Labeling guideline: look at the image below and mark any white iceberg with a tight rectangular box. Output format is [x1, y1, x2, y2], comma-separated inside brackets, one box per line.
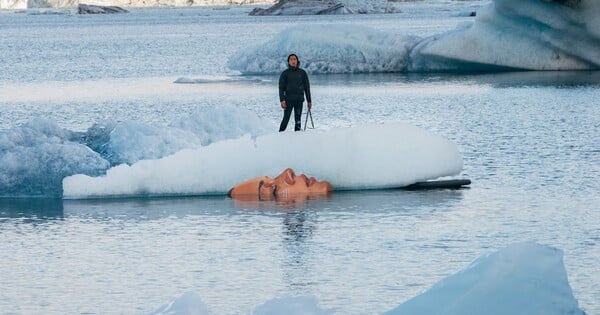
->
[231, 0, 600, 74]
[410, 0, 600, 71]
[383, 242, 586, 315]
[62, 123, 463, 199]
[229, 24, 418, 74]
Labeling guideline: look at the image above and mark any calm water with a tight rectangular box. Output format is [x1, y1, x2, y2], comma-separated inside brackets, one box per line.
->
[0, 3, 599, 314]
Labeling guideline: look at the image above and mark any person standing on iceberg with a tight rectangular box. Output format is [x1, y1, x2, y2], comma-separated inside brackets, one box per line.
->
[279, 54, 312, 131]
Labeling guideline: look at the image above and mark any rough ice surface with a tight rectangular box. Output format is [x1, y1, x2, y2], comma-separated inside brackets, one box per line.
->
[87, 105, 273, 165]
[383, 242, 585, 315]
[0, 119, 109, 197]
[249, 0, 398, 16]
[229, 24, 418, 74]
[0, 106, 272, 197]
[410, 0, 600, 71]
[0, 0, 273, 9]
[230, 0, 600, 74]
[149, 291, 209, 315]
[250, 296, 333, 315]
[63, 123, 463, 199]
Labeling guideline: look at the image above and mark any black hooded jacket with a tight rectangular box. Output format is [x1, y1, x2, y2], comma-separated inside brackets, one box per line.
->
[279, 57, 311, 103]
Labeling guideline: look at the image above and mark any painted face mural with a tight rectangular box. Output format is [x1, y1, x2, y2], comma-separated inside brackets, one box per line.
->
[229, 168, 332, 201]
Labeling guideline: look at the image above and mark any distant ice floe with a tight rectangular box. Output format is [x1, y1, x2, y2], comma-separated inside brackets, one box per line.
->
[174, 76, 264, 84]
[0, 0, 274, 9]
[228, 24, 419, 74]
[148, 242, 585, 315]
[249, 0, 399, 16]
[63, 123, 462, 199]
[230, 0, 600, 74]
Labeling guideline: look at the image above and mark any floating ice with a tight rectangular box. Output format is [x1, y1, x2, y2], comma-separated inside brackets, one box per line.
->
[63, 123, 463, 199]
[249, 0, 398, 16]
[410, 0, 600, 71]
[250, 296, 333, 315]
[228, 24, 419, 74]
[0, 106, 272, 197]
[84, 105, 273, 165]
[149, 291, 209, 315]
[231, 0, 600, 74]
[383, 242, 586, 315]
[0, 119, 109, 197]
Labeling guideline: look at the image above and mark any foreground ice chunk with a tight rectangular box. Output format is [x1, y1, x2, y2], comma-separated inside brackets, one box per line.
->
[383, 242, 586, 315]
[251, 296, 333, 315]
[0, 119, 109, 197]
[149, 291, 209, 315]
[63, 123, 462, 198]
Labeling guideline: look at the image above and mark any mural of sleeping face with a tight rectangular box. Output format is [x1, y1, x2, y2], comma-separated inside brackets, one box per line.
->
[228, 168, 333, 201]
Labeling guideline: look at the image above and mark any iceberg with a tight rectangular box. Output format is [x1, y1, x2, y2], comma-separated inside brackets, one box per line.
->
[77, 4, 128, 13]
[0, 119, 109, 197]
[0, 0, 274, 9]
[249, 0, 398, 16]
[409, 0, 600, 71]
[0, 106, 272, 197]
[83, 105, 273, 165]
[63, 123, 463, 199]
[229, 24, 418, 74]
[383, 242, 586, 315]
[149, 291, 209, 315]
[231, 0, 600, 74]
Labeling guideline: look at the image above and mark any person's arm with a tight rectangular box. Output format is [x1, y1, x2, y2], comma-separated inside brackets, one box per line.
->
[303, 70, 312, 109]
[279, 71, 287, 108]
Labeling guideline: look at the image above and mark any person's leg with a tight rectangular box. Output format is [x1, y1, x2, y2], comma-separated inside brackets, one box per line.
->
[279, 104, 293, 132]
[293, 101, 304, 131]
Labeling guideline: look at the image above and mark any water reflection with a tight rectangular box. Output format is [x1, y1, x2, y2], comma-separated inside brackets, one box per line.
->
[256, 70, 600, 88]
[0, 198, 64, 220]
[0, 189, 465, 221]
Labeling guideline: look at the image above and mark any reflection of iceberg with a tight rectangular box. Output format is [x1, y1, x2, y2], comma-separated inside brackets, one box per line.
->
[230, 0, 600, 74]
[63, 123, 462, 199]
[383, 242, 585, 315]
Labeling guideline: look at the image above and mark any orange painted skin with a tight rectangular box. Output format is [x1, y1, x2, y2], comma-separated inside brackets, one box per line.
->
[228, 168, 333, 201]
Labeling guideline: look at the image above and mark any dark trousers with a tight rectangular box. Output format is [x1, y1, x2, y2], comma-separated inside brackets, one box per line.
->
[279, 101, 303, 132]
